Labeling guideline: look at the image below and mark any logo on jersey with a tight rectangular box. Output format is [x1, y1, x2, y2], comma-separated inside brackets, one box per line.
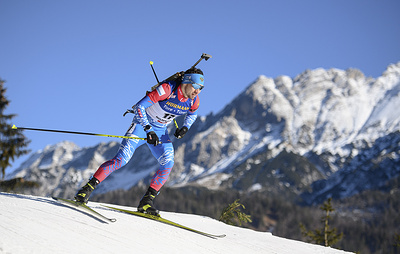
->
[165, 101, 189, 111]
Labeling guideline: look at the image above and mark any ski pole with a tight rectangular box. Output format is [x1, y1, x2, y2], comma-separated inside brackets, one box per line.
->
[11, 125, 147, 141]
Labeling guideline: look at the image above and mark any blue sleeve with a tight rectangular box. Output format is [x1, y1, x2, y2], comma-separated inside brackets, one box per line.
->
[133, 95, 154, 132]
[183, 111, 198, 129]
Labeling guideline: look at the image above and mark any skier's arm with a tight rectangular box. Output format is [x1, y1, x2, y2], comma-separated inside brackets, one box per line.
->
[184, 95, 200, 129]
[183, 111, 198, 129]
[133, 83, 172, 130]
[174, 96, 199, 139]
[133, 97, 153, 128]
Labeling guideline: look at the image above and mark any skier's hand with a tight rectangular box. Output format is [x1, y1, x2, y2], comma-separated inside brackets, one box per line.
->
[146, 131, 160, 146]
[174, 126, 188, 139]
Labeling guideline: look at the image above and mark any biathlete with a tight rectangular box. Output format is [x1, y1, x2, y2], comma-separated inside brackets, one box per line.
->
[74, 67, 205, 216]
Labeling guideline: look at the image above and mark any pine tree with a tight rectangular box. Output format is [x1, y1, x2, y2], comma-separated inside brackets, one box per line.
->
[300, 198, 343, 247]
[219, 199, 252, 226]
[0, 78, 30, 179]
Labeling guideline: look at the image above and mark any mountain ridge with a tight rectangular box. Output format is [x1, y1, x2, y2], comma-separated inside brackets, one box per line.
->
[7, 62, 400, 204]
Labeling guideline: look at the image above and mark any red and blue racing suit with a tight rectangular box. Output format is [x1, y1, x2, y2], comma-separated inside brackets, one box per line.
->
[92, 81, 199, 191]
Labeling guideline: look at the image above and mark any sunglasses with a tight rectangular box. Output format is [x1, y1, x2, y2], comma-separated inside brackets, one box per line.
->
[190, 81, 204, 90]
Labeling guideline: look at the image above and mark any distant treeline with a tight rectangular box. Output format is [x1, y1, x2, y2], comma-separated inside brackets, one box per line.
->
[92, 176, 400, 254]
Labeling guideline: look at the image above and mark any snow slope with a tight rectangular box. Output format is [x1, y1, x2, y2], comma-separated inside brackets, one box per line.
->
[0, 193, 353, 254]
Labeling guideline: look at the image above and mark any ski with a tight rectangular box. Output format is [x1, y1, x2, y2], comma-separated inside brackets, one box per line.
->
[102, 205, 226, 239]
[52, 197, 116, 223]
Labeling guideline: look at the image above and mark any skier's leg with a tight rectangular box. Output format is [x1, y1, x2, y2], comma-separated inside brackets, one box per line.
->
[75, 122, 145, 203]
[138, 128, 174, 215]
[148, 141, 174, 192]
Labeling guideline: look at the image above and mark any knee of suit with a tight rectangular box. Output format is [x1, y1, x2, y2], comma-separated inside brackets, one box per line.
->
[93, 156, 127, 182]
[155, 146, 175, 169]
[161, 157, 174, 169]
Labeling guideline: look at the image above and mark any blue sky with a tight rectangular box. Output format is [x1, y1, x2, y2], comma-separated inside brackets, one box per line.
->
[1, 0, 399, 173]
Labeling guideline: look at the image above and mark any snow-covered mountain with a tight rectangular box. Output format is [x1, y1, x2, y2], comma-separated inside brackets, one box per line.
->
[0, 192, 354, 254]
[7, 62, 400, 204]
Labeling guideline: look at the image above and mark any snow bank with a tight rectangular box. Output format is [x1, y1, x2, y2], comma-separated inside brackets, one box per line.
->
[0, 193, 353, 254]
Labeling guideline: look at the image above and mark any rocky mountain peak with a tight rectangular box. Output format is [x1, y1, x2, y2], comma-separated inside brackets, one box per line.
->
[8, 62, 400, 204]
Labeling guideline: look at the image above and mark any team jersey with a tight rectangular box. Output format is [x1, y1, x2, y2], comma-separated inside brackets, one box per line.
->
[133, 81, 199, 129]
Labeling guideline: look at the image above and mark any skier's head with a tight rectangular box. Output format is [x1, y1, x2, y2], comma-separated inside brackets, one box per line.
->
[182, 68, 204, 91]
[180, 68, 204, 100]
[185, 67, 203, 75]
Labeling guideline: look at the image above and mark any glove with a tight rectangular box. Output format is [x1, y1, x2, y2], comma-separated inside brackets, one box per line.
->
[174, 126, 188, 139]
[146, 131, 160, 146]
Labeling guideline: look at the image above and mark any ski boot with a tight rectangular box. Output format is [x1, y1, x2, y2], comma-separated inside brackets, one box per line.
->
[137, 187, 160, 216]
[74, 177, 100, 204]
